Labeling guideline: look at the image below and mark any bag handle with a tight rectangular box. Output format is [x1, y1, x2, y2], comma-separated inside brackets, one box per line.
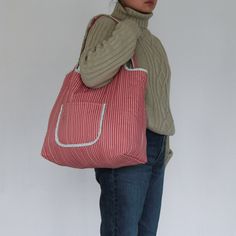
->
[74, 14, 137, 70]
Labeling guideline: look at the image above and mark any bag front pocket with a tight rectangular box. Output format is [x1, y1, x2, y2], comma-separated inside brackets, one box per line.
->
[55, 101, 106, 147]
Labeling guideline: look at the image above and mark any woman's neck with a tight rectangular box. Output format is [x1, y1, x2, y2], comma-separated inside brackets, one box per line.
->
[111, 1, 153, 29]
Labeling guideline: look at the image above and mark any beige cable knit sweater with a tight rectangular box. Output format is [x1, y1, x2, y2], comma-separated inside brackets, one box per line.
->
[77, 1, 176, 166]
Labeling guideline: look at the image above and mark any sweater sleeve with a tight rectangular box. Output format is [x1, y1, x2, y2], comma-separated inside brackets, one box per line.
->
[78, 16, 142, 88]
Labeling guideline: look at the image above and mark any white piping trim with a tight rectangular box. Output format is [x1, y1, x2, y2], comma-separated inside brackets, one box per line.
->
[55, 103, 106, 147]
[107, 15, 120, 23]
[74, 66, 80, 72]
[74, 64, 148, 74]
[124, 64, 148, 74]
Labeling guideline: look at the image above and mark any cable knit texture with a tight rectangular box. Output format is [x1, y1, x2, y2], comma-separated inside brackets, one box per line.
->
[78, 1, 175, 166]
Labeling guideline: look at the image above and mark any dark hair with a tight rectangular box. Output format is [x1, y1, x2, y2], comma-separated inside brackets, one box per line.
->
[110, 0, 120, 3]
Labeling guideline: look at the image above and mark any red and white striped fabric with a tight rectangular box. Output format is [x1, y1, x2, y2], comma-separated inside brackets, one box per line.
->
[40, 14, 148, 169]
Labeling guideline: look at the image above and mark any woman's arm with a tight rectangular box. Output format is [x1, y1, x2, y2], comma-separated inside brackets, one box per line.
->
[78, 16, 142, 88]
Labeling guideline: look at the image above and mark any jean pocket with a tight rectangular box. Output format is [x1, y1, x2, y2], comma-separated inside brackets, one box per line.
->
[146, 134, 166, 165]
[157, 135, 167, 163]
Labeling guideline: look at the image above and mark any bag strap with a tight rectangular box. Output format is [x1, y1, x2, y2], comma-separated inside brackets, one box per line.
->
[74, 14, 137, 70]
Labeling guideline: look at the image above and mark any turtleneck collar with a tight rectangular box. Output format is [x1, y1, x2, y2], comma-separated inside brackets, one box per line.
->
[111, 1, 153, 29]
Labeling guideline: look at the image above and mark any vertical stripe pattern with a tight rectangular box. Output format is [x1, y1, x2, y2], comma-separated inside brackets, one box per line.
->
[41, 58, 148, 168]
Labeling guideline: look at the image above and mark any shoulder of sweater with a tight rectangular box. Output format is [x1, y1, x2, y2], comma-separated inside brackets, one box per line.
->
[149, 33, 168, 50]
[137, 28, 159, 42]
[149, 32, 161, 43]
[150, 33, 171, 65]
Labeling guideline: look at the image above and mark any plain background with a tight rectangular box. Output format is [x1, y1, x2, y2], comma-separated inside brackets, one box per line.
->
[1, 0, 236, 235]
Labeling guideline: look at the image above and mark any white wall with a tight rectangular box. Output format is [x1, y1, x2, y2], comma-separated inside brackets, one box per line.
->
[1, 0, 235, 235]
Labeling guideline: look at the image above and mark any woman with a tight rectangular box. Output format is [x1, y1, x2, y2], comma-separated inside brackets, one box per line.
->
[78, 0, 176, 235]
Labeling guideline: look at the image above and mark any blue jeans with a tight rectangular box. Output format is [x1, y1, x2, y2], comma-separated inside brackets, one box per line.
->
[94, 128, 167, 236]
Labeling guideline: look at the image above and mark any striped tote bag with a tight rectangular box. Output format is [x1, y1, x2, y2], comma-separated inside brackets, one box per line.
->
[40, 14, 148, 168]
